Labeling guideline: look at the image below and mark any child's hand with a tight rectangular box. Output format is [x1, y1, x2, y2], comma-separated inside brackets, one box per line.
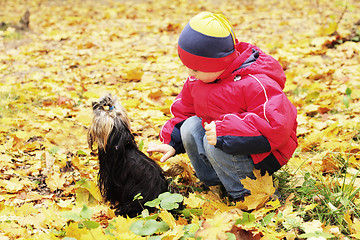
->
[147, 142, 175, 163]
[204, 121, 217, 145]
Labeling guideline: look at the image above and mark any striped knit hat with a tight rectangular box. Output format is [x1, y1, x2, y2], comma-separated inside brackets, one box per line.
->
[177, 12, 237, 72]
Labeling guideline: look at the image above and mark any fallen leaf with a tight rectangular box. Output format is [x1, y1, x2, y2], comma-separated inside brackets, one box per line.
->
[46, 171, 67, 192]
[240, 169, 276, 210]
[196, 211, 240, 240]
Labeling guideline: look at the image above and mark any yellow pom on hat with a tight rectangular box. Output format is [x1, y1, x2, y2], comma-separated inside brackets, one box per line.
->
[178, 12, 237, 72]
[189, 12, 236, 42]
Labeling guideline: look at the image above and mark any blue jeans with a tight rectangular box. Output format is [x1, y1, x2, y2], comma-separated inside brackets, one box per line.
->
[180, 116, 255, 200]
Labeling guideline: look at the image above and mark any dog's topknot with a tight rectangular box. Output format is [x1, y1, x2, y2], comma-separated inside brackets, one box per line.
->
[88, 94, 130, 150]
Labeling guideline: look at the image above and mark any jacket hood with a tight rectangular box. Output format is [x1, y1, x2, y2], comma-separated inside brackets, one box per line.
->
[218, 42, 286, 89]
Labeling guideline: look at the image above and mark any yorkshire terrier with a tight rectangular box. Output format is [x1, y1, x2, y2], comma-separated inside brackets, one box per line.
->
[88, 94, 168, 217]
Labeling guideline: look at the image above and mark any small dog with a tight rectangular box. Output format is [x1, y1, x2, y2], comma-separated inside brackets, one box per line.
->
[88, 94, 168, 217]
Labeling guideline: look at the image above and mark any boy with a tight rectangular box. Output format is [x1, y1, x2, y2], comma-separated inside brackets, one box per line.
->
[147, 12, 298, 201]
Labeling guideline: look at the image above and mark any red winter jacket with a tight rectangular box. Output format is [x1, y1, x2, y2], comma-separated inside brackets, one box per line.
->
[160, 42, 298, 173]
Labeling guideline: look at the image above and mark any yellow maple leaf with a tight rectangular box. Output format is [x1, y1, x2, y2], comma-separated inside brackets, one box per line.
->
[300, 220, 323, 234]
[65, 222, 91, 239]
[82, 91, 100, 100]
[351, 218, 360, 239]
[317, 21, 338, 36]
[27, 232, 59, 240]
[184, 193, 205, 209]
[41, 206, 68, 230]
[56, 199, 75, 210]
[349, 155, 360, 168]
[0, 178, 31, 193]
[0, 221, 30, 238]
[123, 65, 144, 81]
[196, 211, 239, 240]
[20, 212, 47, 229]
[240, 169, 275, 211]
[253, 198, 282, 216]
[112, 216, 144, 239]
[261, 229, 287, 240]
[122, 98, 141, 108]
[46, 171, 66, 192]
[159, 209, 176, 229]
[75, 179, 102, 205]
[160, 224, 185, 240]
[84, 181, 102, 202]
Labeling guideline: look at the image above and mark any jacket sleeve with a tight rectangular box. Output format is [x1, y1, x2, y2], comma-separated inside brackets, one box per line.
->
[215, 74, 297, 156]
[160, 78, 195, 154]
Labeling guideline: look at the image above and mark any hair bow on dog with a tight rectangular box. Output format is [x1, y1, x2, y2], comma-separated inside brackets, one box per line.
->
[103, 105, 115, 111]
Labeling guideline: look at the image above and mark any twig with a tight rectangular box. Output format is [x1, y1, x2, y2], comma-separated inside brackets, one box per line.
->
[336, 5, 348, 29]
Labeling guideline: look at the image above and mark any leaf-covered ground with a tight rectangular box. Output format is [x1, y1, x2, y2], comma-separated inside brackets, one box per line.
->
[0, 0, 360, 239]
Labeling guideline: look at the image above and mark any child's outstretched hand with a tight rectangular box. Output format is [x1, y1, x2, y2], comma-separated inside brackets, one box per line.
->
[147, 142, 175, 163]
[204, 121, 217, 145]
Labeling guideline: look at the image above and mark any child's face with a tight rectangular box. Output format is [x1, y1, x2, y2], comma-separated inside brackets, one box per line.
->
[187, 68, 225, 83]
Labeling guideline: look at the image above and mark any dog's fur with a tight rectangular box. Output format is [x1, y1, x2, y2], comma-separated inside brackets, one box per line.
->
[88, 94, 168, 217]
